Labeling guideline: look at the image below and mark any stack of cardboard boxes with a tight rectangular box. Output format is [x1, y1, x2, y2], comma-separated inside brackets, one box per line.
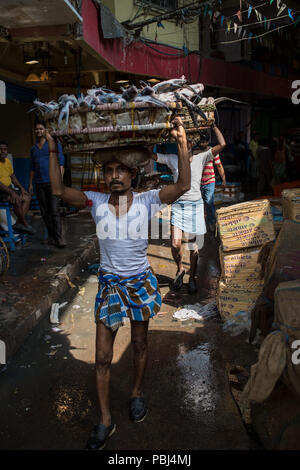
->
[216, 200, 276, 321]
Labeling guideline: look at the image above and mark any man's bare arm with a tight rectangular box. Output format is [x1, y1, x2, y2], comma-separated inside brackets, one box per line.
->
[28, 171, 35, 193]
[0, 181, 19, 204]
[11, 174, 27, 194]
[46, 132, 87, 209]
[211, 124, 226, 157]
[159, 117, 190, 204]
[216, 162, 226, 188]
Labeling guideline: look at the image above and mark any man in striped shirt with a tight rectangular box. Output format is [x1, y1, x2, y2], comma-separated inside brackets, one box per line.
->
[199, 131, 226, 232]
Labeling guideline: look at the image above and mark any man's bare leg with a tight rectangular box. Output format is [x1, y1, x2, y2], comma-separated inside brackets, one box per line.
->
[9, 194, 31, 227]
[189, 248, 199, 281]
[95, 321, 118, 426]
[21, 193, 31, 219]
[171, 225, 184, 275]
[187, 234, 204, 293]
[130, 320, 149, 398]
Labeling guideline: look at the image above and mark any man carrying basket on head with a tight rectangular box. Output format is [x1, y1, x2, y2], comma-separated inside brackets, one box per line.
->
[47, 117, 191, 450]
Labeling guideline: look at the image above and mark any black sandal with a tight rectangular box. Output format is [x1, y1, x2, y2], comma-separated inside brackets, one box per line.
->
[171, 270, 185, 291]
[86, 423, 116, 450]
[129, 397, 148, 423]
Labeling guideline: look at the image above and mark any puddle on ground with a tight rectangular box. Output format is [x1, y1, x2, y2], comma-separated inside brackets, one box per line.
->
[176, 343, 218, 414]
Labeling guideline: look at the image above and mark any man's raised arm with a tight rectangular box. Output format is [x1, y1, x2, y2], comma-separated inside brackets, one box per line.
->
[158, 117, 191, 204]
[46, 131, 87, 209]
[211, 124, 226, 157]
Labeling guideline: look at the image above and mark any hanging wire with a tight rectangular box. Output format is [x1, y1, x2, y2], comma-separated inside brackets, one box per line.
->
[140, 38, 186, 56]
[223, 1, 269, 21]
[214, 10, 299, 34]
[215, 19, 297, 45]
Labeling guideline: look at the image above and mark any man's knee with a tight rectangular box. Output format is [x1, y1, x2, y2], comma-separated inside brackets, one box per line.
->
[9, 195, 21, 208]
[171, 238, 181, 251]
[186, 234, 204, 252]
[191, 247, 199, 256]
[23, 194, 31, 203]
[95, 350, 113, 371]
[131, 336, 147, 355]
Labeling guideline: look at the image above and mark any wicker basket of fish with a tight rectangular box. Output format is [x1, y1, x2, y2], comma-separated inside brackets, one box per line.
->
[31, 78, 231, 153]
[31, 76, 247, 154]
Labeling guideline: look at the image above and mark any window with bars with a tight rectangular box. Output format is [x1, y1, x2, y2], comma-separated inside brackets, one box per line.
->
[135, 0, 178, 11]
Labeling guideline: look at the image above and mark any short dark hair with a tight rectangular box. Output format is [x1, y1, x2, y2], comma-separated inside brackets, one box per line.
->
[35, 120, 46, 128]
[199, 130, 210, 142]
[0, 141, 8, 147]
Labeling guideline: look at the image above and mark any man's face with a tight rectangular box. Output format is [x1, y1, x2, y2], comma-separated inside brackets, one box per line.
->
[0, 144, 8, 161]
[197, 140, 209, 151]
[104, 161, 135, 194]
[35, 124, 46, 138]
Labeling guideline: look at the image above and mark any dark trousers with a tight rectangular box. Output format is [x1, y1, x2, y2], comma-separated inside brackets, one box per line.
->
[35, 183, 62, 241]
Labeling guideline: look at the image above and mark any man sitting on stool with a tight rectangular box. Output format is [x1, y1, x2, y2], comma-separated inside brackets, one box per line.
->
[0, 141, 35, 235]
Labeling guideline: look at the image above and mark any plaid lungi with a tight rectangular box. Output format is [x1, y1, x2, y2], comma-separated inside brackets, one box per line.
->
[94, 267, 161, 331]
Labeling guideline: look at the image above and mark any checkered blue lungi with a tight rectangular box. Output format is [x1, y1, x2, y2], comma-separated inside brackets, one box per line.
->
[94, 268, 161, 331]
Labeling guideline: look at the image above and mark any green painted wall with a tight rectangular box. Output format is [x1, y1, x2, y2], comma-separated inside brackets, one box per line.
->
[106, 1, 199, 51]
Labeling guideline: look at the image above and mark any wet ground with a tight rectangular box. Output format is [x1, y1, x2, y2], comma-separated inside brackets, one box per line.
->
[0, 210, 97, 359]
[0, 229, 260, 450]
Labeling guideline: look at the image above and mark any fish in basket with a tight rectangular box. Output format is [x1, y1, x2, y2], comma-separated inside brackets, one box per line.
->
[30, 77, 246, 154]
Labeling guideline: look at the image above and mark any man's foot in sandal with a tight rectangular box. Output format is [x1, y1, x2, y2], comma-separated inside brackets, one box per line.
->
[86, 423, 116, 450]
[171, 270, 185, 291]
[129, 397, 148, 423]
[188, 278, 197, 294]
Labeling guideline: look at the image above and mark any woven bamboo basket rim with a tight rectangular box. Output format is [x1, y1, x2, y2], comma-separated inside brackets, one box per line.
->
[185, 123, 214, 132]
[51, 121, 215, 138]
[44, 101, 216, 121]
[45, 101, 181, 120]
[62, 138, 161, 152]
[51, 122, 174, 137]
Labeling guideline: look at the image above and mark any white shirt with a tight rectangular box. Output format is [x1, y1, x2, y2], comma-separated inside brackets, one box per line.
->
[156, 149, 214, 201]
[84, 189, 164, 276]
